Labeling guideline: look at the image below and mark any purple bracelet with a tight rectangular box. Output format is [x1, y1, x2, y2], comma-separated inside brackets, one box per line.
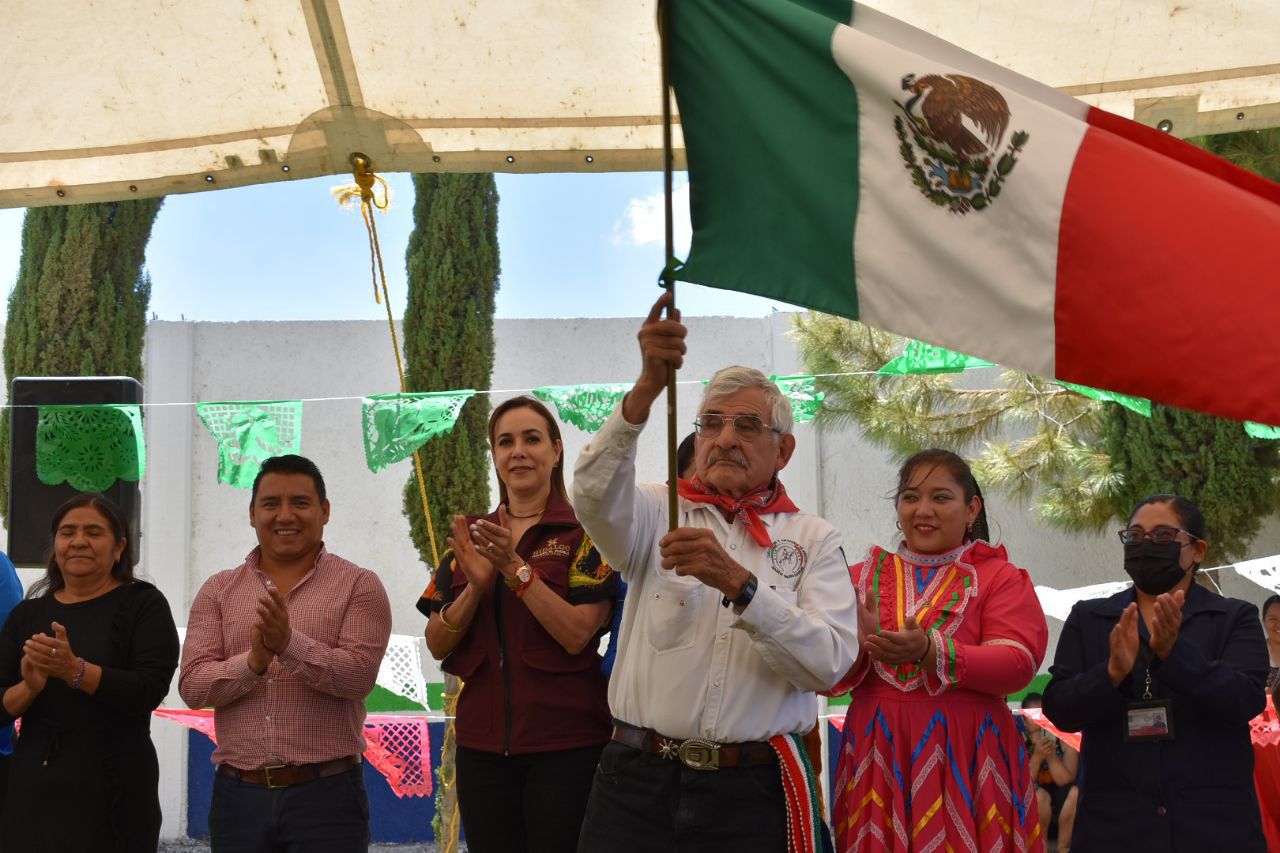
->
[70, 656, 87, 691]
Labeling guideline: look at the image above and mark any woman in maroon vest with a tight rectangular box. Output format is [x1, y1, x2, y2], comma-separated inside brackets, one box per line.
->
[419, 396, 617, 853]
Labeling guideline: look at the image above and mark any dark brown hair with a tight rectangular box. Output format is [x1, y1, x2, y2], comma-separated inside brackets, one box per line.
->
[29, 493, 134, 599]
[895, 448, 990, 543]
[251, 454, 327, 505]
[488, 396, 567, 506]
[1126, 494, 1205, 540]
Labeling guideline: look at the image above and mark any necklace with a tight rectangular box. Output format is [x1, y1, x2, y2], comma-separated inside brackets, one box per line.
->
[506, 504, 546, 519]
[897, 541, 969, 568]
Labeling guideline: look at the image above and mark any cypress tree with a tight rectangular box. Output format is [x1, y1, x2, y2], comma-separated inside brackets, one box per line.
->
[401, 173, 499, 568]
[0, 199, 163, 526]
[400, 172, 498, 850]
[1104, 405, 1278, 564]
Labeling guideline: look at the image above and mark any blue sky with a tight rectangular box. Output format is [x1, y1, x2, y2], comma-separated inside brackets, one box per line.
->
[0, 172, 798, 323]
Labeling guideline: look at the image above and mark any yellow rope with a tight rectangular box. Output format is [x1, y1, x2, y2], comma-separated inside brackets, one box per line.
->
[338, 153, 441, 567]
[339, 154, 456, 850]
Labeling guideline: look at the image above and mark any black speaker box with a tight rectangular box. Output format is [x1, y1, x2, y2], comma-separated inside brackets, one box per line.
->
[7, 376, 143, 568]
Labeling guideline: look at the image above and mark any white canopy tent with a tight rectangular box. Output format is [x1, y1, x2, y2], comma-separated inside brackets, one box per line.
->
[2, 0, 1277, 208]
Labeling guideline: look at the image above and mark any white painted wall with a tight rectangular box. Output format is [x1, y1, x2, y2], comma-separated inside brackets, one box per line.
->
[8, 313, 1280, 838]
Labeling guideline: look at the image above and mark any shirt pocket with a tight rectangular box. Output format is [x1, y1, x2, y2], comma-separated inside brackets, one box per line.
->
[644, 571, 703, 655]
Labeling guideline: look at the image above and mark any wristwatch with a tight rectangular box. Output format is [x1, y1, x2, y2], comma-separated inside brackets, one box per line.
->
[505, 564, 535, 595]
[722, 573, 758, 609]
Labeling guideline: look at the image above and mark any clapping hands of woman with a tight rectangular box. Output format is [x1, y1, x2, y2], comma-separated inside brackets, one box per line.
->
[448, 515, 496, 590]
[23, 621, 80, 684]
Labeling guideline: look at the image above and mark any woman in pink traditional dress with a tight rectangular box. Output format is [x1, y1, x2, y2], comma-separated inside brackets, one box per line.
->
[830, 449, 1049, 852]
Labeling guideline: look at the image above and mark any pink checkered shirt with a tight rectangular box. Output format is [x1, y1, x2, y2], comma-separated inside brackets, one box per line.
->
[179, 546, 392, 769]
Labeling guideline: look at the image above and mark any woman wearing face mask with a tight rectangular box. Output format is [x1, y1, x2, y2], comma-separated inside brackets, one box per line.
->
[1043, 494, 1269, 852]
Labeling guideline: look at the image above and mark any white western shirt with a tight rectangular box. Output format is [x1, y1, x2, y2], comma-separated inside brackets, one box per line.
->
[573, 407, 859, 743]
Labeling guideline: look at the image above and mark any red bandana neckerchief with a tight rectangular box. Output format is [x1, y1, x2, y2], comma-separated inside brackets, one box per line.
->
[676, 475, 799, 548]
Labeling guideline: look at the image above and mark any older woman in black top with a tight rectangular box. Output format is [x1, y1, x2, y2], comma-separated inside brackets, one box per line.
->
[0, 494, 179, 852]
[1043, 494, 1268, 852]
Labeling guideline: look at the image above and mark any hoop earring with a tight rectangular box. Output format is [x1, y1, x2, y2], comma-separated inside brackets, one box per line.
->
[895, 520, 903, 532]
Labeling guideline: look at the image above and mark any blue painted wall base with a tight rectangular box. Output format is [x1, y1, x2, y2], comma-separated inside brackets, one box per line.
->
[186, 722, 450, 844]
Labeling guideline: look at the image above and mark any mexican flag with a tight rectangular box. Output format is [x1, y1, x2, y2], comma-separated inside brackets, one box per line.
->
[670, 0, 1280, 424]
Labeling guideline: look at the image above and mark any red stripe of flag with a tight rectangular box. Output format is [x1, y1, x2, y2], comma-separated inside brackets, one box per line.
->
[1055, 108, 1280, 424]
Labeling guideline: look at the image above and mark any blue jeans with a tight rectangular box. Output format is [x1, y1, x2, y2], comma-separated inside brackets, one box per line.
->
[209, 765, 370, 853]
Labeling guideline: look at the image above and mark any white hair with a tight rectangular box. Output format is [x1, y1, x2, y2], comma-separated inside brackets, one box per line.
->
[701, 366, 793, 435]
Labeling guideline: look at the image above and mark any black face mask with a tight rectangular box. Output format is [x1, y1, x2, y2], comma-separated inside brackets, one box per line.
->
[1123, 540, 1187, 595]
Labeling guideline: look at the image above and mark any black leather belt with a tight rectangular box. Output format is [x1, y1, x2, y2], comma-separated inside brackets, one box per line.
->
[217, 755, 360, 788]
[612, 721, 777, 771]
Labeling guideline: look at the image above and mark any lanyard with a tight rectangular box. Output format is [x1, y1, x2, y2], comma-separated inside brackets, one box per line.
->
[1138, 639, 1157, 700]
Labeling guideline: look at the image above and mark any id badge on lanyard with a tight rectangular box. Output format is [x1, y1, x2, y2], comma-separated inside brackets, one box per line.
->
[1125, 642, 1175, 742]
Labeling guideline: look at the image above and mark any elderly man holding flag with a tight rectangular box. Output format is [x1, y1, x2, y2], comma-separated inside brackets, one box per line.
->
[573, 292, 857, 852]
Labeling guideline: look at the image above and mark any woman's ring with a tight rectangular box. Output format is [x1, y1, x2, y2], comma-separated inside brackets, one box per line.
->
[48, 648, 56, 656]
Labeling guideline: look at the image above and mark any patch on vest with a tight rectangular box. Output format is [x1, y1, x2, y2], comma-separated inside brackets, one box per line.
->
[768, 539, 807, 579]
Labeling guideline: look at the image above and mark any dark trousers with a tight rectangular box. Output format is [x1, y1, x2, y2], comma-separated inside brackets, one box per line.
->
[209, 765, 370, 853]
[577, 740, 787, 852]
[456, 743, 603, 853]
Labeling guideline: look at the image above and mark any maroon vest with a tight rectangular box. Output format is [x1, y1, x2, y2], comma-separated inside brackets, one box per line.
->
[442, 492, 613, 754]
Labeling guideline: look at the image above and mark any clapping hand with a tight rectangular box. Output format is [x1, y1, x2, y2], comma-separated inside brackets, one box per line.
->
[447, 515, 496, 590]
[1107, 602, 1140, 685]
[19, 653, 47, 694]
[470, 507, 522, 581]
[864, 612, 930, 666]
[24, 622, 80, 683]
[1148, 589, 1186, 659]
[256, 585, 291, 655]
[855, 588, 877, 656]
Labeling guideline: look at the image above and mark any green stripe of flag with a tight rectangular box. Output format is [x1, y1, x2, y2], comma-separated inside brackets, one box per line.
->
[672, 0, 861, 317]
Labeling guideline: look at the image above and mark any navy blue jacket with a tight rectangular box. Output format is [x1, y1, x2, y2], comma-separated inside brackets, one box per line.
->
[1043, 582, 1268, 852]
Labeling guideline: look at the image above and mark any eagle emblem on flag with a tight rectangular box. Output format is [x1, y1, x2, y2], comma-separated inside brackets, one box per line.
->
[893, 73, 1029, 214]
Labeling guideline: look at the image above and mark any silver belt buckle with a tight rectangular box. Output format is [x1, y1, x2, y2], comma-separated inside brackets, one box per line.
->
[677, 737, 721, 771]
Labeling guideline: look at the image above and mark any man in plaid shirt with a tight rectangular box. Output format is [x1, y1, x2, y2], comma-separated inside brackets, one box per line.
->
[180, 455, 392, 852]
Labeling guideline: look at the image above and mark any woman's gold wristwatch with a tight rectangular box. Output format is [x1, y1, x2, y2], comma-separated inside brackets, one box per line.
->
[505, 564, 535, 595]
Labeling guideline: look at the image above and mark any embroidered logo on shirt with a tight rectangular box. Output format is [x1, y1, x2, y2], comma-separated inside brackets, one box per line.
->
[532, 537, 572, 561]
[768, 539, 807, 579]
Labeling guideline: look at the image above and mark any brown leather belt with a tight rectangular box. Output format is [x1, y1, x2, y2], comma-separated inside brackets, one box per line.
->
[217, 756, 361, 789]
[612, 722, 777, 771]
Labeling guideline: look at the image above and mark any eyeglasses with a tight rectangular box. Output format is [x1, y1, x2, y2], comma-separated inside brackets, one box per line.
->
[1117, 526, 1198, 546]
[692, 413, 780, 441]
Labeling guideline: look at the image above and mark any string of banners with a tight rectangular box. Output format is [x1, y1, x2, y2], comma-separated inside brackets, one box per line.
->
[28, 340, 1280, 492]
[28, 375, 821, 491]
